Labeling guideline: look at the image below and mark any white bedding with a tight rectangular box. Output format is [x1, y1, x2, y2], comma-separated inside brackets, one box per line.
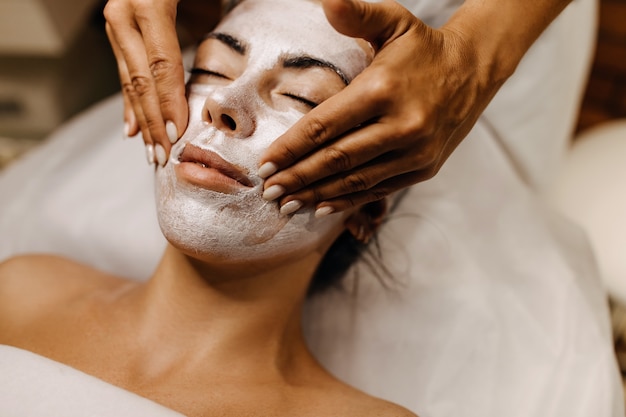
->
[0, 0, 623, 415]
[0, 345, 183, 417]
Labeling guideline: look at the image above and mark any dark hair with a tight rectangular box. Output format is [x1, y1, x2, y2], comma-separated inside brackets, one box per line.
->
[308, 230, 368, 295]
[307, 190, 409, 296]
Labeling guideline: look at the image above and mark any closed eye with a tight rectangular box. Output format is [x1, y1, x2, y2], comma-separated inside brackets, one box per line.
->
[190, 67, 230, 80]
[282, 93, 317, 108]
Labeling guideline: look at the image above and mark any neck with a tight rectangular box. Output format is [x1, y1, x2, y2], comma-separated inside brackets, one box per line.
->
[123, 244, 324, 381]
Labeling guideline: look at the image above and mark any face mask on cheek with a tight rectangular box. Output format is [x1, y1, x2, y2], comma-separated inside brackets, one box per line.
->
[154, 106, 345, 266]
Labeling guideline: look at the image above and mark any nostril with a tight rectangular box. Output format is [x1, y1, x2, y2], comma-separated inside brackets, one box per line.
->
[221, 114, 237, 131]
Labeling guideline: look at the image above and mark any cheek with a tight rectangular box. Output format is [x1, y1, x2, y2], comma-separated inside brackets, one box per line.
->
[188, 93, 208, 123]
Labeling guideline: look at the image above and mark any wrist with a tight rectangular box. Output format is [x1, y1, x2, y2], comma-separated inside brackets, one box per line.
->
[442, 0, 572, 85]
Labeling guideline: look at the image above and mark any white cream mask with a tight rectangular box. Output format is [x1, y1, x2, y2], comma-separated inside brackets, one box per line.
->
[155, 0, 371, 267]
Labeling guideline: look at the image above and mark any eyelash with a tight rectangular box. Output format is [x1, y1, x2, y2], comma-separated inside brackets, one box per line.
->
[189, 67, 229, 79]
[188, 68, 317, 108]
[282, 93, 317, 108]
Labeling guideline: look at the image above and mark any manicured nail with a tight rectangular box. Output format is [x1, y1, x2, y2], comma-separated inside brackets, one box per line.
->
[258, 162, 278, 179]
[315, 206, 335, 218]
[166, 120, 178, 144]
[280, 200, 303, 215]
[155, 143, 167, 167]
[146, 144, 155, 165]
[123, 122, 130, 138]
[263, 184, 286, 201]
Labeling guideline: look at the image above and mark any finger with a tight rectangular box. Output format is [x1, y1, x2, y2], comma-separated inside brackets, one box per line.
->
[263, 121, 402, 194]
[109, 17, 171, 160]
[278, 154, 416, 209]
[137, 5, 187, 144]
[122, 90, 139, 137]
[107, 22, 157, 154]
[105, 23, 139, 137]
[315, 170, 426, 215]
[259, 78, 382, 176]
[107, 22, 161, 167]
[321, 0, 414, 49]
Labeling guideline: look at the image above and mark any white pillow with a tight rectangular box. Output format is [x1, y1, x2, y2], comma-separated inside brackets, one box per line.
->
[0, 0, 622, 414]
[0, 95, 165, 279]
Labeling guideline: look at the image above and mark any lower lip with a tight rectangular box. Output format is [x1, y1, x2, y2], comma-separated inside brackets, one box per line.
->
[175, 162, 249, 194]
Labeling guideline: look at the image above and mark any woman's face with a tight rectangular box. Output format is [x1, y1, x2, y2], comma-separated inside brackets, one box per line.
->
[155, 0, 372, 267]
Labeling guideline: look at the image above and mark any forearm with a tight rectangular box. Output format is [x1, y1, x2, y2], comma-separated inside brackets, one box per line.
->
[443, 0, 574, 83]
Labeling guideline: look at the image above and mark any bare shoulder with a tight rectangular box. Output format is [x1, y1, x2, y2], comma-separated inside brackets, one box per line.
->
[0, 254, 122, 332]
[358, 397, 418, 417]
[322, 379, 418, 417]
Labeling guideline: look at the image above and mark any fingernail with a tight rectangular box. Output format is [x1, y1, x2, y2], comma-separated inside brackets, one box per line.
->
[146, 144, 155, 165]
[258, 162, 278, 179]
[166, 120, 178, 144]
[263, 184, 286, 201]
[123, 122, 130, 139]
[315, 206, 335, 218]
[280, 200, 303, 215]
[155, 143, 167, 167]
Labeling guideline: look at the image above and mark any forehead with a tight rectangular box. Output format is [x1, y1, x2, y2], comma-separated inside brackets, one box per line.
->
[215, 0, 370, 80]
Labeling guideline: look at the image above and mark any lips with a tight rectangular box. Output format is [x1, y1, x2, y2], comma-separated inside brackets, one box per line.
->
[176, 144, 253, 192]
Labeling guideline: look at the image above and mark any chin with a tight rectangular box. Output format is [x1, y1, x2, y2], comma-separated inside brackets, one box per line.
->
[154, 163, 344, 270]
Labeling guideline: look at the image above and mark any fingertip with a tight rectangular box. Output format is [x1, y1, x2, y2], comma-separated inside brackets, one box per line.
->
[146, 144, 155, 166]
[279, 200, 303, 216]
[166, 120, 179, 144]
[124, 107, 139, 137]
[315, 206, 335, 218]
[155, 143, 167, 167]
[258, 162, 279, 179]
[123, 121, 130, 139]
[262, 184, 286, 201]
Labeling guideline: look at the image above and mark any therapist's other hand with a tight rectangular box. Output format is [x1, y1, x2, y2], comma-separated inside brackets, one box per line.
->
[104, 0, 185, 166]
[259, 0, 506, 216]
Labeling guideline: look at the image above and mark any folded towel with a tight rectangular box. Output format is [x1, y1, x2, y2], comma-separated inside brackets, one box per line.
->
[0, 345, 184, 417]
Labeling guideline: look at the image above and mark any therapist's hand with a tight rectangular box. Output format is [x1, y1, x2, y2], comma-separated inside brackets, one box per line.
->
[104, 0, 186, 166]
[259, 0, 507, 216]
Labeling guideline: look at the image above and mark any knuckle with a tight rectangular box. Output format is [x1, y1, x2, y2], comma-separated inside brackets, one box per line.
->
[122, 81, 136, 98]
[370, 188, 389, 202]
[404, 117, 427, 137]
[344, 195, 360, 209]
[149, 58, 177, 82]
[364, 71, 397, 105]
[157, 92, 180, 111]
[311, 187, 325, 204]
[301, 116, 329, 146]
[289, 169, 311, 189]
[144, 115, 162, 131]
[278, 145, 299, 165]
[410, 148, 438, 169]
[131, 75, 153, 97]
[103, 2, 121, 23]
[342, 172, 371, 194]
[323, 147, 352, 173]
[422, 163, 442, 180]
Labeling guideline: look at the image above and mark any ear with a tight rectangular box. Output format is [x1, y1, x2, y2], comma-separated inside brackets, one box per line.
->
[344, 199, 388, 244]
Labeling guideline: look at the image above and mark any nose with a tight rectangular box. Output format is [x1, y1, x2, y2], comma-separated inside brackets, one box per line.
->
[202, 87, 255, 137]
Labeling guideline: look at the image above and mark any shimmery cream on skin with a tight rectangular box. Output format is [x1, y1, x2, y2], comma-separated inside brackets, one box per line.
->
[155, 0, 371, 265]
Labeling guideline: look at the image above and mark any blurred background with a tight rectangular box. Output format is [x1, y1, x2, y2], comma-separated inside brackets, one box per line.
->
[0, 0, 624, 158]
[0, 0, 625, 398]
[0, 0, 221, 165]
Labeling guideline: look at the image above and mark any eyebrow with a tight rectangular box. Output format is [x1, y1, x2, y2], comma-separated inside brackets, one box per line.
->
[201, 32, 350, 85]
[202, 32, 247, 55]
[283, 56, 350, 85]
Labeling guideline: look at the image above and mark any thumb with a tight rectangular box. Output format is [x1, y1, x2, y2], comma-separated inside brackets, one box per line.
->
[321, 0, 413, 49]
